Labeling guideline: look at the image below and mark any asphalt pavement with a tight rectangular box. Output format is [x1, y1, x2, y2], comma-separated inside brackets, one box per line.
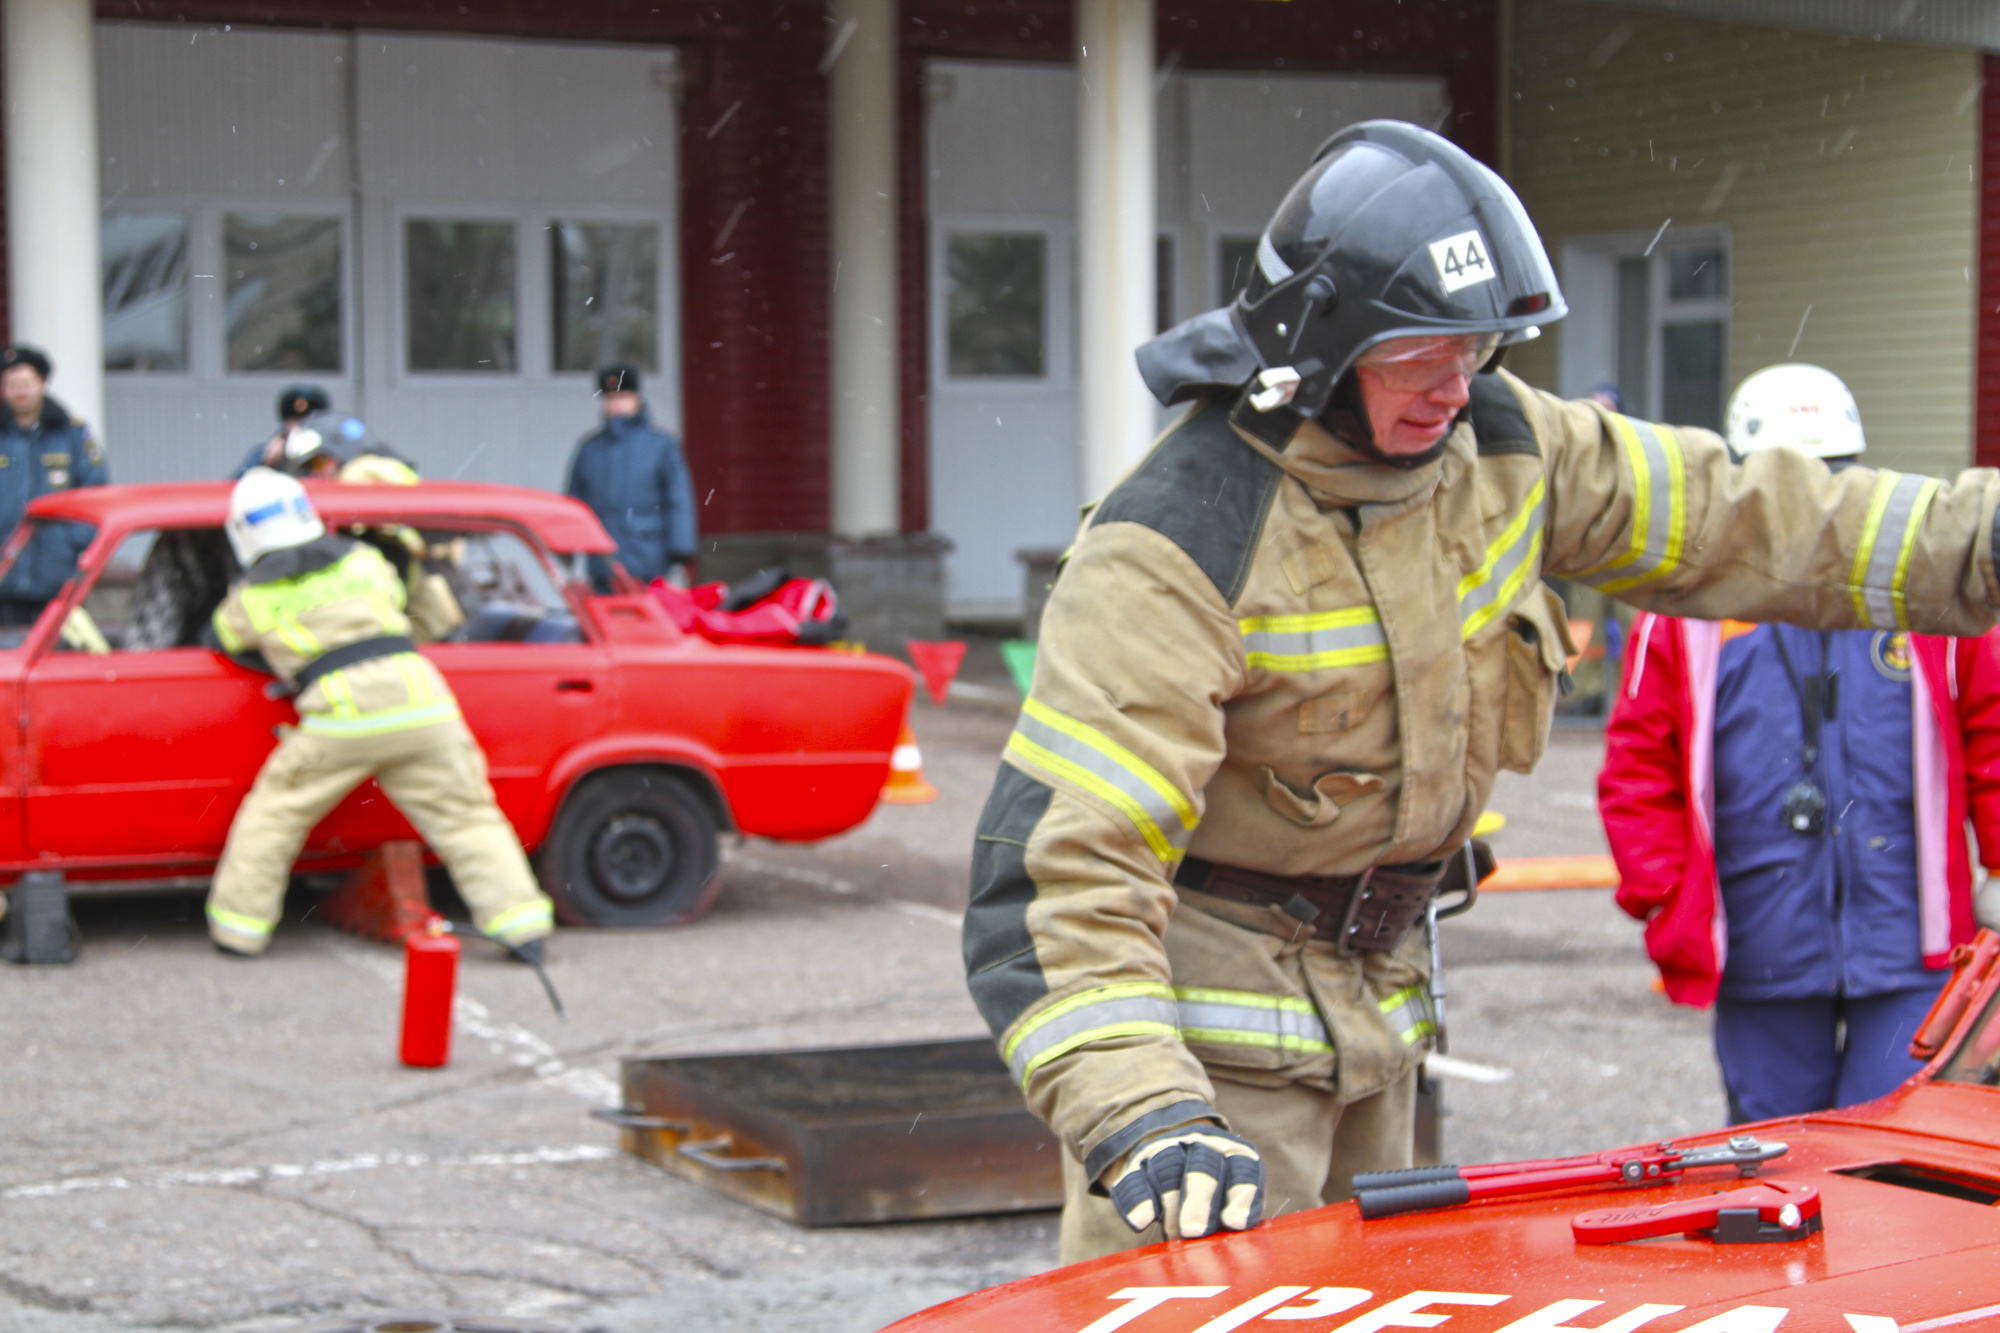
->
[0, 656, 1722, 1333]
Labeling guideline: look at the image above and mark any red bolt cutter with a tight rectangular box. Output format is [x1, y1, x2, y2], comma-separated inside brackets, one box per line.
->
[1572, 1179, 1822, 1244]
[1353, 1134, 1789, 1220]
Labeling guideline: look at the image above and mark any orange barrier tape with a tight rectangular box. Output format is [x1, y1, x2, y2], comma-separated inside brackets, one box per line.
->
[1484, 854, 1619, 891]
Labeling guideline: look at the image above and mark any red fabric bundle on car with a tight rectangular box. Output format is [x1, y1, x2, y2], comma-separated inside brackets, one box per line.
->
[649, 567, 849, 647]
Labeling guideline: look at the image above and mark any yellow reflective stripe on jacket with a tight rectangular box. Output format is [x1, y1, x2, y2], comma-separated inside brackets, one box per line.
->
[1849, 471, 1941, 630]
[1577, 415, 1687, 595]
[1240, 606, 1387, 671]
[239, 547, 404, 630]
[1459, 475, 1547, 639]
[1174, 986, 1332, 1053]
[1006, 697, 1198, 864]
[299, 696, 460, 736]
[484, 899, 553, 944]
[207, 905, 275, 939]
[273, 619, 321, 658]
[1378, 985, 1437, 1047]
[1004, 981, 1181, 1084]
[211, 608, 248, 654]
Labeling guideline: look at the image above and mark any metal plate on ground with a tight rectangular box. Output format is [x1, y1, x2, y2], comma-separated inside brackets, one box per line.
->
[604, 1038, 1062, 1226]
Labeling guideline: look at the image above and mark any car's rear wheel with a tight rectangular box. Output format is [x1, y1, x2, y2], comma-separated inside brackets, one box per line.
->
[536, 768, 720, 927]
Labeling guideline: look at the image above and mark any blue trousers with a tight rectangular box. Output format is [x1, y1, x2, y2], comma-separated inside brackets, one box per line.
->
[1714, 986, 1943, 1123]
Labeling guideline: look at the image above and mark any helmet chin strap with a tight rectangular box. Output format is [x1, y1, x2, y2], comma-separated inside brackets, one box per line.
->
[1323, 370, 1452, 471]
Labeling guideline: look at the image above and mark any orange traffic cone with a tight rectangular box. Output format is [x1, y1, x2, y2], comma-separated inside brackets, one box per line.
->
[880, 722, 938, 804]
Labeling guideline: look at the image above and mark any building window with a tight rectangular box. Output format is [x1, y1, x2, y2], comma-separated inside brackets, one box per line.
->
[102, 212, 189, 373]
[405, 219, 517, 372]
[945, 233, 1045, 378]
[225, 215, 342, 373]
[551, 222, 658, 373]
[1660, 245, 1728, 431]
[1217, 235, 1260, 305]
[1558, 229, 1730, 429]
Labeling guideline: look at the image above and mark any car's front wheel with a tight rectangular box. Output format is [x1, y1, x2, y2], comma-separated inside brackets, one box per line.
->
[536, 768, 721, 927]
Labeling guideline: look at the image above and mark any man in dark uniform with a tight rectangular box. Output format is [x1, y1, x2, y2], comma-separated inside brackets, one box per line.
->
[564, 365, 697, 590]
[234, 383, 331, 477]
[0, 345, 107, 625]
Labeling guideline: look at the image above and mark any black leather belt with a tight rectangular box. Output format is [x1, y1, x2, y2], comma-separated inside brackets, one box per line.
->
[1175, 855, 1454, 954]
[290, 634, 418, 694]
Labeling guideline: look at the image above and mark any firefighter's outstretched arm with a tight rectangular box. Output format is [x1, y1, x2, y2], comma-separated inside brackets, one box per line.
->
[1518, 371, 2000, 636]
[964, 517, 1251, 1229]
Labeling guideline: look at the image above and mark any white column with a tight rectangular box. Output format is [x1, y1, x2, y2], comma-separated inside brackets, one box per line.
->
[1076, 0, 1155, 502]
[4, 0, 102, 437]
[828, 0, 900, 537]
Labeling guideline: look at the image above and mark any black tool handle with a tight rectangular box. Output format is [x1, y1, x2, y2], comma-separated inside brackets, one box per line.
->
[1357, 1178, 1472, 1220]
[1352, 1166, 1462, 1191]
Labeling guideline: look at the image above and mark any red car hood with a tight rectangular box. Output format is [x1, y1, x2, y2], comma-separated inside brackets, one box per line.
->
[887, 1082, 2000, 1333]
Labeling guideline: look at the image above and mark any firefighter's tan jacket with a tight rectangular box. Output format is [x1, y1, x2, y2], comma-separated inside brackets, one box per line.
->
[212, 537, 460, 737]
[964, 368, 2000, 1183]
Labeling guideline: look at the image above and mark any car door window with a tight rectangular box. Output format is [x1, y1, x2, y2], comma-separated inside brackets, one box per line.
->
[57, 527, 238, 653]
[423, 526, 585, 644]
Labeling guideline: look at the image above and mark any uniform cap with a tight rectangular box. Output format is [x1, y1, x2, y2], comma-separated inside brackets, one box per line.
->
[277, 383, 330, 422]
[1, 345, 51, 380]
[597, 365, 642, 395]
[1725, 364, 1865, 460]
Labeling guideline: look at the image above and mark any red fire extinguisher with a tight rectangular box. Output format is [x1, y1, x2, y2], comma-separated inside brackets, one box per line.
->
[400, 918, 459, 1068]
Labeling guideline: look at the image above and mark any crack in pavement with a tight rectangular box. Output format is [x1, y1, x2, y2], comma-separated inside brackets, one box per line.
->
[252, 1181, 459, 1310]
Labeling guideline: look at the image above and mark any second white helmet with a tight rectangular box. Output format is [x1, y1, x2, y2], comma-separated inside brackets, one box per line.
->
[227, 466, 325, 565]
[1725, 363, 1865, 459]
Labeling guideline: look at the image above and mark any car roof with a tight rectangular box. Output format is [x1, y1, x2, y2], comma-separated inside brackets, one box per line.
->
[24, 480, 618, 554]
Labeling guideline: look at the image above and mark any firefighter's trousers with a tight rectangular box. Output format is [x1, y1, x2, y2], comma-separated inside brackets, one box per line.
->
[1055, 1066, 1416, 1264]
[207, 717, 553, 955]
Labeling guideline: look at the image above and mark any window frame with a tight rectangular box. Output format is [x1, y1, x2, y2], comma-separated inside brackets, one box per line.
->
[1556, 225, 1733, 423]
[395, 207, 527, 382]
[101, 198, 356, 384]
[931, 217, 1066, 388]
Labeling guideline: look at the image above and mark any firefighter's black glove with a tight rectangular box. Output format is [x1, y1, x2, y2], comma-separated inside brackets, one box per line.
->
[1106, 1123, 1264, 1238]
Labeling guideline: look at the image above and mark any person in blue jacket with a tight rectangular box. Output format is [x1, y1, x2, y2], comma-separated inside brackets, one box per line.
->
[0, 345, 107, 625]
[564, 365, 696, 590]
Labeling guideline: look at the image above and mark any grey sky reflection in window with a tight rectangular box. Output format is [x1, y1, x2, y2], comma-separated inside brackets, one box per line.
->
[946, 234, 1045, 377]
[226, 215, 342, 373]
[102, 212, 188, 372]
[552, 223, 658, 373]
[406, 219, 517, 372]
[1662, 321, 1725, 432]
[1669, 248, 1726, 300]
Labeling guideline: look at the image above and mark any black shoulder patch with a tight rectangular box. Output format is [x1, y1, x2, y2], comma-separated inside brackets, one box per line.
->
[1469, 374, 1538, 458]
[965, 762, 1055, 1038]
[1088, 395, 1282, 607]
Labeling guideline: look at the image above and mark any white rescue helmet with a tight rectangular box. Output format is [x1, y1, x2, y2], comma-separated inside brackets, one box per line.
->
[227, 466, 325, 565]
[1725, 363, 1866, 459]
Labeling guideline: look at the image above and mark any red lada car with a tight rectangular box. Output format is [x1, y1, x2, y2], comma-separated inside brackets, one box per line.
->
[0, 481, 912, 926]
[886, 935, 2000, 1333]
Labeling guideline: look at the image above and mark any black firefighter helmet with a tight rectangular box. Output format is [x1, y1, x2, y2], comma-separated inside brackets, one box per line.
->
[1137, 120, 1565, 443]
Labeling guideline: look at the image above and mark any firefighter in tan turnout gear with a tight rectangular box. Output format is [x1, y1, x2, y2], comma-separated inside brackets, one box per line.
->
[205, 468, 554, 960]
[964, 119, 2000, 1262]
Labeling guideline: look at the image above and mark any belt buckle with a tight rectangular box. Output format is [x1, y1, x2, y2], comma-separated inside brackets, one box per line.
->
[1335, 866, 1376, 957]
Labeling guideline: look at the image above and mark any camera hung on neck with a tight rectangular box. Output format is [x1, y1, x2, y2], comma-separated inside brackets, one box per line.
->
[1771, 628, 1837, 837]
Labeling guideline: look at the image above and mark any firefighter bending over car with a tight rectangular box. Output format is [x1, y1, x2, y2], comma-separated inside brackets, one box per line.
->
[964, 119, 2000, 1263]
[203, 467, 553, 961]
